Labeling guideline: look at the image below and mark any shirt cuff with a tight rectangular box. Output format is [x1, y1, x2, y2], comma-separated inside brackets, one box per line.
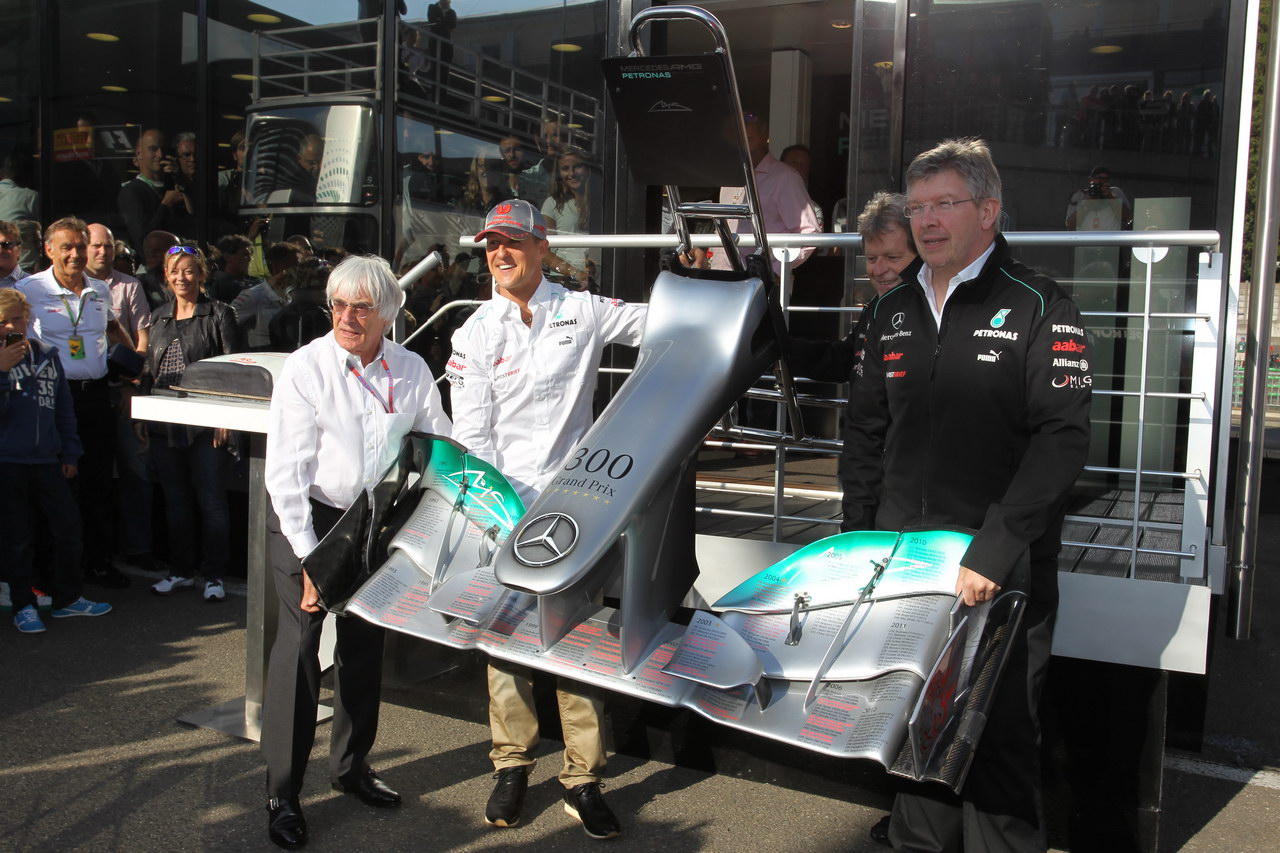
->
[286, 529, 319, 561]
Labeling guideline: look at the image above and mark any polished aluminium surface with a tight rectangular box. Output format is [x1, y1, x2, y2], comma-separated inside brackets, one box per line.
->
[493, 269, 776, 670]
[1228, 0, 1280, 640]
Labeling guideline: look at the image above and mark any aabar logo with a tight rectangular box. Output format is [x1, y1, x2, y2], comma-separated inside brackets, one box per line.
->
[884, 351, 904, 361]
[990, 308, 1011, 328]
[1052, 339, 1087, 353]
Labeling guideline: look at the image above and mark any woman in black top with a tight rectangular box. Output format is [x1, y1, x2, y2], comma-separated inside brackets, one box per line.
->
[143, 245, 242, 601]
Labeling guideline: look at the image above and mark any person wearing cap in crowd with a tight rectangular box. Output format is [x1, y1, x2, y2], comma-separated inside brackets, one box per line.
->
[260, 254, 452, 850]
[446, 199, 647, 840]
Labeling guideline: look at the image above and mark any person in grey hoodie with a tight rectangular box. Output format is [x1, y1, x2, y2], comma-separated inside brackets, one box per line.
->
[0, 288, 111, 634]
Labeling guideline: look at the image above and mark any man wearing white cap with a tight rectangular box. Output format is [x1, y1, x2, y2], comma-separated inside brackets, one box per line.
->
[447, 199, 647, 840]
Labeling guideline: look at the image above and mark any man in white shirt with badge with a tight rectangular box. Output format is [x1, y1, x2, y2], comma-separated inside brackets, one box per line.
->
[447, 199, 647, 840]
[261, 254, 451, 850]
[19, 217, 132, 589]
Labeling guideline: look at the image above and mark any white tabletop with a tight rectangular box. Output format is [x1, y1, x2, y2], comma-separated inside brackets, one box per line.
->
[132, 393, 271, 434]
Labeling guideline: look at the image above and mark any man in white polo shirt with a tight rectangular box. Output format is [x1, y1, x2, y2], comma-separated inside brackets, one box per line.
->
[19, 217, 131, 589]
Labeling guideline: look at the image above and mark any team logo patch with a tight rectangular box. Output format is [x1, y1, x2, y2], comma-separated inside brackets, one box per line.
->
[494, 202, 513, 215]
[513, 513, 579, 567]
[892, 312, 905, 330]
[990, 309, 1011, 328]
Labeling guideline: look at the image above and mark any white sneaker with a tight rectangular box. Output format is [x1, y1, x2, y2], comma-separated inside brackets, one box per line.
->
[152, 575, 194, 596]
[203, 580, 226, 602]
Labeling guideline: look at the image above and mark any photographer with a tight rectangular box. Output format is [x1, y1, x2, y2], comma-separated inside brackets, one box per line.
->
[118, 129, 195, 254]
[1065, 165, 1132, 231]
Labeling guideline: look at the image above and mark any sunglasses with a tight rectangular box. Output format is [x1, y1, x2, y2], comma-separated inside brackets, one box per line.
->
[0, 241, 17, 250]
[167, 245, 200, 257]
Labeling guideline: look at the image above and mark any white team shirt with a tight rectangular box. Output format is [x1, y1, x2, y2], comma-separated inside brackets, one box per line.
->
[266, 331, 453, 559]
[447, 278, 647, 503]
[18, 268, 116, 380]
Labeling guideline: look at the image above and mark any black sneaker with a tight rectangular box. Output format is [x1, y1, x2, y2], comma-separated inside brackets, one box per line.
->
[563, 781, 620, 840]
[485, 767, 529, 828]
[85, 563, 131, 589]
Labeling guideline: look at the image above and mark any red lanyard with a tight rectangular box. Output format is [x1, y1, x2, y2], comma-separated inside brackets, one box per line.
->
[349, 357, 394, 413]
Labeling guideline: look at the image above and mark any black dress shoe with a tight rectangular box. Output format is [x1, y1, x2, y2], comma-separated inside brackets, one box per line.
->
[267, 797, 307, 850]
[332, 769, 402, 808]
[84, 564, 131, 589]
[869, 814, 892, 848]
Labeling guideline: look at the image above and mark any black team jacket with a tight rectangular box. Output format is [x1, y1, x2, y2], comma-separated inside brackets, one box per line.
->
[840, 234, 1092, 589]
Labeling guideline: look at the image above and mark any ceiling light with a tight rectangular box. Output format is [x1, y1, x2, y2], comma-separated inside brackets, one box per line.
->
[830, 20, 852, 29]
[218, 142, 231, 148]
[1090, 44, 1123, 54]
[551, 42, 582, 53]
[232, 73, 257, 81]
[435, 129, 454, 135]
[222, 113, 245, 120]
[102, 85, 128, 93]
[873, 61, 894, 70]
[566, 123, 583, 129]
[248, 13, 282, 24]
[86, 33, 120, 42]
[0, 96, 12, 103]
[482, 95, 507, 103]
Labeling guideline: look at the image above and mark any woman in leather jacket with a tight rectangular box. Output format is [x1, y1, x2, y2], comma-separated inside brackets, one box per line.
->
[143, 244, 243, 601]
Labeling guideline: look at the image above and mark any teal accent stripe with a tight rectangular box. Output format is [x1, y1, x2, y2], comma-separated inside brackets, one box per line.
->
[871, 282, 911, 318]
[1000, 268, 1045, 316]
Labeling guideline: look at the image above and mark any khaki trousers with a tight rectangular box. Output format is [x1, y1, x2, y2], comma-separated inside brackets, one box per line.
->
[487, 659, 606, 788]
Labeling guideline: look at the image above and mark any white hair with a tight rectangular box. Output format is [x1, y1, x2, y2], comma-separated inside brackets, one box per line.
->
[325, 255, 404, 324]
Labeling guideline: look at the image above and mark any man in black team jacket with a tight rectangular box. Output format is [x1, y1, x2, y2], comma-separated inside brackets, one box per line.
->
[844, 139, 1091, 852]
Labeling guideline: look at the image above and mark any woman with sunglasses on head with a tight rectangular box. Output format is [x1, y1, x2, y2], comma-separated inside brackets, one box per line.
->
[143, 244, 243, 601]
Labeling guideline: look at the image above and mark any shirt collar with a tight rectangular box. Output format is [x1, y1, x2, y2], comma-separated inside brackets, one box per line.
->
[917, 239, 998, 292]
[328, 330, 388, 371]
[490, 276, 556, 321]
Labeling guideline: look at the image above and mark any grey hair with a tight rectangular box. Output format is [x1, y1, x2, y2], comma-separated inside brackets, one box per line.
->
[856, 192, 916, 253]
[174, 131, 197, 146]
[904, 137, 1003, 231]
[326, 255, 404, 324]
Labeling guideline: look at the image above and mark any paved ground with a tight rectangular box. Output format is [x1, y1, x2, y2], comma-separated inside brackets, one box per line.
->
[3, 469, 1279, 851]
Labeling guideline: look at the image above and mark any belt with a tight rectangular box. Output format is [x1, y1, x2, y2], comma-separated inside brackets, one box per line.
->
[67, 376, 109, 391]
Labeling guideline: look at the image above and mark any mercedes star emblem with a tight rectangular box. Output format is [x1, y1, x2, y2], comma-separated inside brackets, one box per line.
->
[512, 513, 580, 567]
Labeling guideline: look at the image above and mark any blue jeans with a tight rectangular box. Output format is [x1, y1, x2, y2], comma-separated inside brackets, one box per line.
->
[149, 430, 230, 579]
[0, 462, 84, 610]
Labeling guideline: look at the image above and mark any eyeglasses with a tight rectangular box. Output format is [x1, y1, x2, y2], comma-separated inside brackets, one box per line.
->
[330, 298, 374, 319]
[0, 241, 17, 250]
[167, 245, 199, 257]
[903, 198, 978, 219]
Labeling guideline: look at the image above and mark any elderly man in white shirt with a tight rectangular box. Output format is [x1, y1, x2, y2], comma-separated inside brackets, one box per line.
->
[447, 199, 646, 840]
[261, 254, 451, 850]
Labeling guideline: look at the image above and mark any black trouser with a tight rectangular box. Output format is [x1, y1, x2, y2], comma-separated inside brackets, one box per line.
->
[0, 462, 84, 610]
[888, 558, 1058, 853]
[261, 501, 387, 801]
[67, 377, 116, 573]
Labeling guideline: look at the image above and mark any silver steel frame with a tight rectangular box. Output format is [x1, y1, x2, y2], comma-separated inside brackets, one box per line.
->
[524, 229, 1230, 598]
